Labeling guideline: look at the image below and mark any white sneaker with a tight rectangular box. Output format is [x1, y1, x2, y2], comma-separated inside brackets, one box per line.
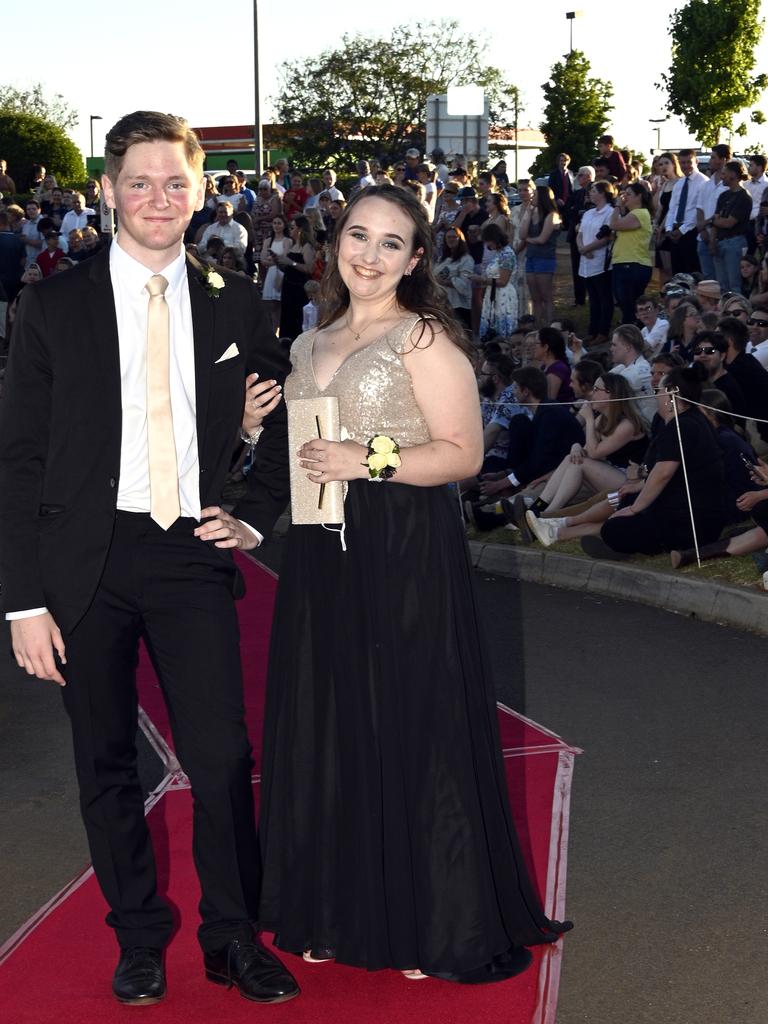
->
[526, 511, 565, 547]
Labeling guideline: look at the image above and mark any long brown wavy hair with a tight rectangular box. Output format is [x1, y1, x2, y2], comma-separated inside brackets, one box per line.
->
[317, 183, 474, 358]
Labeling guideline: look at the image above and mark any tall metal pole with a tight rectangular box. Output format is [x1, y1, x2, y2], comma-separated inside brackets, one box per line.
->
[253, 1, 263, 176]
[514, 92, 519, 183]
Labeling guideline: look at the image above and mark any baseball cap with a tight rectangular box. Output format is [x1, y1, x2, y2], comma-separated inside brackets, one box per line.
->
[457, 186, 478, 200]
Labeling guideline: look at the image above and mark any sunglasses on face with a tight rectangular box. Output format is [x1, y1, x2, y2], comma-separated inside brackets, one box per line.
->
[748, 318, 768, 327]
[693, 346, 718, 355]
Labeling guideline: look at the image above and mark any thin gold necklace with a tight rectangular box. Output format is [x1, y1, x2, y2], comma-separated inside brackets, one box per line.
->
[345, 301, 396, 342]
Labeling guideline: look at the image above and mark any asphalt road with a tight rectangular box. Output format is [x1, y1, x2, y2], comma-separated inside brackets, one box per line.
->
[1, 548, 766, 1023]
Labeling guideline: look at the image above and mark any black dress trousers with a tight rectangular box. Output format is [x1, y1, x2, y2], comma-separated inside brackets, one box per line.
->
[60, 511, 260, 952]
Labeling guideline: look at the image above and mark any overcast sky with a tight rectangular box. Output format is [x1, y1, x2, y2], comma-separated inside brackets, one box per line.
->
[4, 1, 768, 165]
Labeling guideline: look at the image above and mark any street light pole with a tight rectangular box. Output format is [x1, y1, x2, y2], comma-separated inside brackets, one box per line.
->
[253, 0, 263, 176]
[89, 114, 103, 159]
[649, 118, 666, 154]
[565, 11, 583, 53]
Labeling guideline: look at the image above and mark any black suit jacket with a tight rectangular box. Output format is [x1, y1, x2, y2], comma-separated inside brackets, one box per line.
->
[0, 246, 290, 632]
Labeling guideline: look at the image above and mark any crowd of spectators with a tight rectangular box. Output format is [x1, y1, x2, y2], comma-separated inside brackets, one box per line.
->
[4, 135, 768, 581]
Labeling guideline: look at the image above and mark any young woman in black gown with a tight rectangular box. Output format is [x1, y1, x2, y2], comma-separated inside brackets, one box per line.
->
[254, 184, 571, 983]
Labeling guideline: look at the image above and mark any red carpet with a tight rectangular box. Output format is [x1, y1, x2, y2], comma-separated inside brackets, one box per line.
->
[0, 554, 578, 1024]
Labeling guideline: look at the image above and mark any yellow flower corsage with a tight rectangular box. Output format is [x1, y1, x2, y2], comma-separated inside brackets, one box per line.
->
[364, 435, 401, 481]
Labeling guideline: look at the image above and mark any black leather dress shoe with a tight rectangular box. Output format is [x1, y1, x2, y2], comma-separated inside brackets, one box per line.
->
[112, 946, 166, 1005]
[204, 937, 300, 1003]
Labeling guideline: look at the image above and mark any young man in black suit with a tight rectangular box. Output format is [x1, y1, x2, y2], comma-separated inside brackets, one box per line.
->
[0, 112, 298, 1006]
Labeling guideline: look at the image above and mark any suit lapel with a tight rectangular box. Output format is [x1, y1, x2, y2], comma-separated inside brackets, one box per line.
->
[186, 255, 215, 447]
[86, 248, 122, 452]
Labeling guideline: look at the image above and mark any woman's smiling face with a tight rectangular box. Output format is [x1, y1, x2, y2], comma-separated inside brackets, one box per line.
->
[336, 196, 421, 300]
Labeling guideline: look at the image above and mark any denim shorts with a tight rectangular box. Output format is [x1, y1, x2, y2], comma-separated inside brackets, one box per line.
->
[525, 256, 556, 274]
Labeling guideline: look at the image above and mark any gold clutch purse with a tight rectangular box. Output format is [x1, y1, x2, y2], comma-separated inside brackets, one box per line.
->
[287, 396, 345, 525]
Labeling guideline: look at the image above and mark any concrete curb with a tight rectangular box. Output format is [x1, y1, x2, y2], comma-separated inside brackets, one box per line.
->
[468, 541, 768, 636]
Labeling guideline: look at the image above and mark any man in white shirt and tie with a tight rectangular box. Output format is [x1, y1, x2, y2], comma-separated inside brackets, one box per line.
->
[665, 149, 708, 274]
[0, 111, 297, 1008]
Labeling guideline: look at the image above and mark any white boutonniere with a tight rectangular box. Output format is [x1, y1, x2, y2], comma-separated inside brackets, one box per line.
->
[203, 267, 225, 299]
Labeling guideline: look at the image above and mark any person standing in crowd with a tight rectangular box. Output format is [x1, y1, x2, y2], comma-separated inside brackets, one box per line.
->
[653, 152, 683, 287]
[277, 214, 316, 340]
[0, 109, 297, 1007]
[577, 179, 614, 343]
[59, 193, 94, 251]
[256, 183, 572, 983]
[747, 306, 768, 368]
[198, 201, 248, 257]
[36, 230, 64, 277]
[402, 147, 421, 180]
[665, 150, 707, 274]
[235, 171, 256, 212]
[695, 144, 729, 279]
[0, 158, 16, 195]
[260, 214, 291, 335]
[0, 211, 27, 302]
[709, 160, 752, 294]
[519, 185, 561, 327]
[21, 199, 44, 267]
[744, 154, 768, 254]
[610, 182, 654, 324]
[430, 147, 450, 186]
[321, 168, 343, 201]
[434, 225, 474, 331]
[596, 135, 626, 181]
[474, 222, 518, 342]
[548, 153, 574, 229]
[567, 165, 595, 306]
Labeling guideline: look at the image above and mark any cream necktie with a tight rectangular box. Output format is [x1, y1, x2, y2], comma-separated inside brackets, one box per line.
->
[146, 275, 180, 530]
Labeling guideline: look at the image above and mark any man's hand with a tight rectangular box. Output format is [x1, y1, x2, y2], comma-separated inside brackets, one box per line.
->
[195, 507, 259, 549]
[736, 490, 766, 513]
[479, 477, 514, 499]
[10, 613, 66, 686]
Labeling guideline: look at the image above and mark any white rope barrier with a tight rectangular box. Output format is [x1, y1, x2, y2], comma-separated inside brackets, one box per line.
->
[669, 388, 701, 567]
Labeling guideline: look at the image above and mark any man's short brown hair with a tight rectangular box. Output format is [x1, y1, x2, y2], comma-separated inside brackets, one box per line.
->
[104, 110, 204, 180]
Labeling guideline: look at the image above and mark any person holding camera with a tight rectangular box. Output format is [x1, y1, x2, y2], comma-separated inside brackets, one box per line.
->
[577, 180, 615, 343]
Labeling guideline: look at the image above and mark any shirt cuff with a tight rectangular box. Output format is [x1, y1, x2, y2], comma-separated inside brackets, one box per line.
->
[237, 519, 263, 546]
[6, 607, 48, 620]
[507, 473, 520, 487]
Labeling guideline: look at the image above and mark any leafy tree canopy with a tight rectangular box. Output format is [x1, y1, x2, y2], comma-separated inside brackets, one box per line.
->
[0, 112, 85, 190]
[0, 82, 79, 133]
[272, 20, 519, 169]
[529, 51, 613, 179]
[661, 0, 767, 146]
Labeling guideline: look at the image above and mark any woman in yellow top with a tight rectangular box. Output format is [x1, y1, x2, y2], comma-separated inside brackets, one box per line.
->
[609, 182, 653, 325]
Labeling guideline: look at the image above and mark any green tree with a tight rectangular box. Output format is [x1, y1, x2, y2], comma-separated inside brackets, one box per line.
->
[530, 51, 613, 178]
[661, 0, 767, 146]
[272, 20, 520, 169]
[0, 83, 78, 133]
[0, 112, 85, 191]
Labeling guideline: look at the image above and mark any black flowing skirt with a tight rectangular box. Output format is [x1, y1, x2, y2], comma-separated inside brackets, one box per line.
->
[257, 480, 567, 973]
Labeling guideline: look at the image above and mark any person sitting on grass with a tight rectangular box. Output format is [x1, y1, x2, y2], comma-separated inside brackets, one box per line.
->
[579, 368, 727, 559]
[535, 326, 575, 401]
[516, 373, 646, 521]
[671, 455, 768, 568]
[691, 330, 746, 414]
[697, 388, 760, 523]
[527, 369, 728, 554]
[476, 367, 584, 513]
[478, 352, 530, 473]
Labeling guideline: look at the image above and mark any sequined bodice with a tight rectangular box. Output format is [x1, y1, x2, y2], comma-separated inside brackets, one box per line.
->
[285, 316, 432, 446]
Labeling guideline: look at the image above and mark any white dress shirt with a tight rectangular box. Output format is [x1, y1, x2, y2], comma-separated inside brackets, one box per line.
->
[745, 173, 768, 220]
[198, 219, 248, 255]
[59, 208, 95, 251]
[8, 236, 258, 621]
[696, 174, 727, 238]
[665, 170, 708, 234]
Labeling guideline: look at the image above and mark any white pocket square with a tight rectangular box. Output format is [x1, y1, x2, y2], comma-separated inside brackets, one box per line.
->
[214, 343, 239, 364]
